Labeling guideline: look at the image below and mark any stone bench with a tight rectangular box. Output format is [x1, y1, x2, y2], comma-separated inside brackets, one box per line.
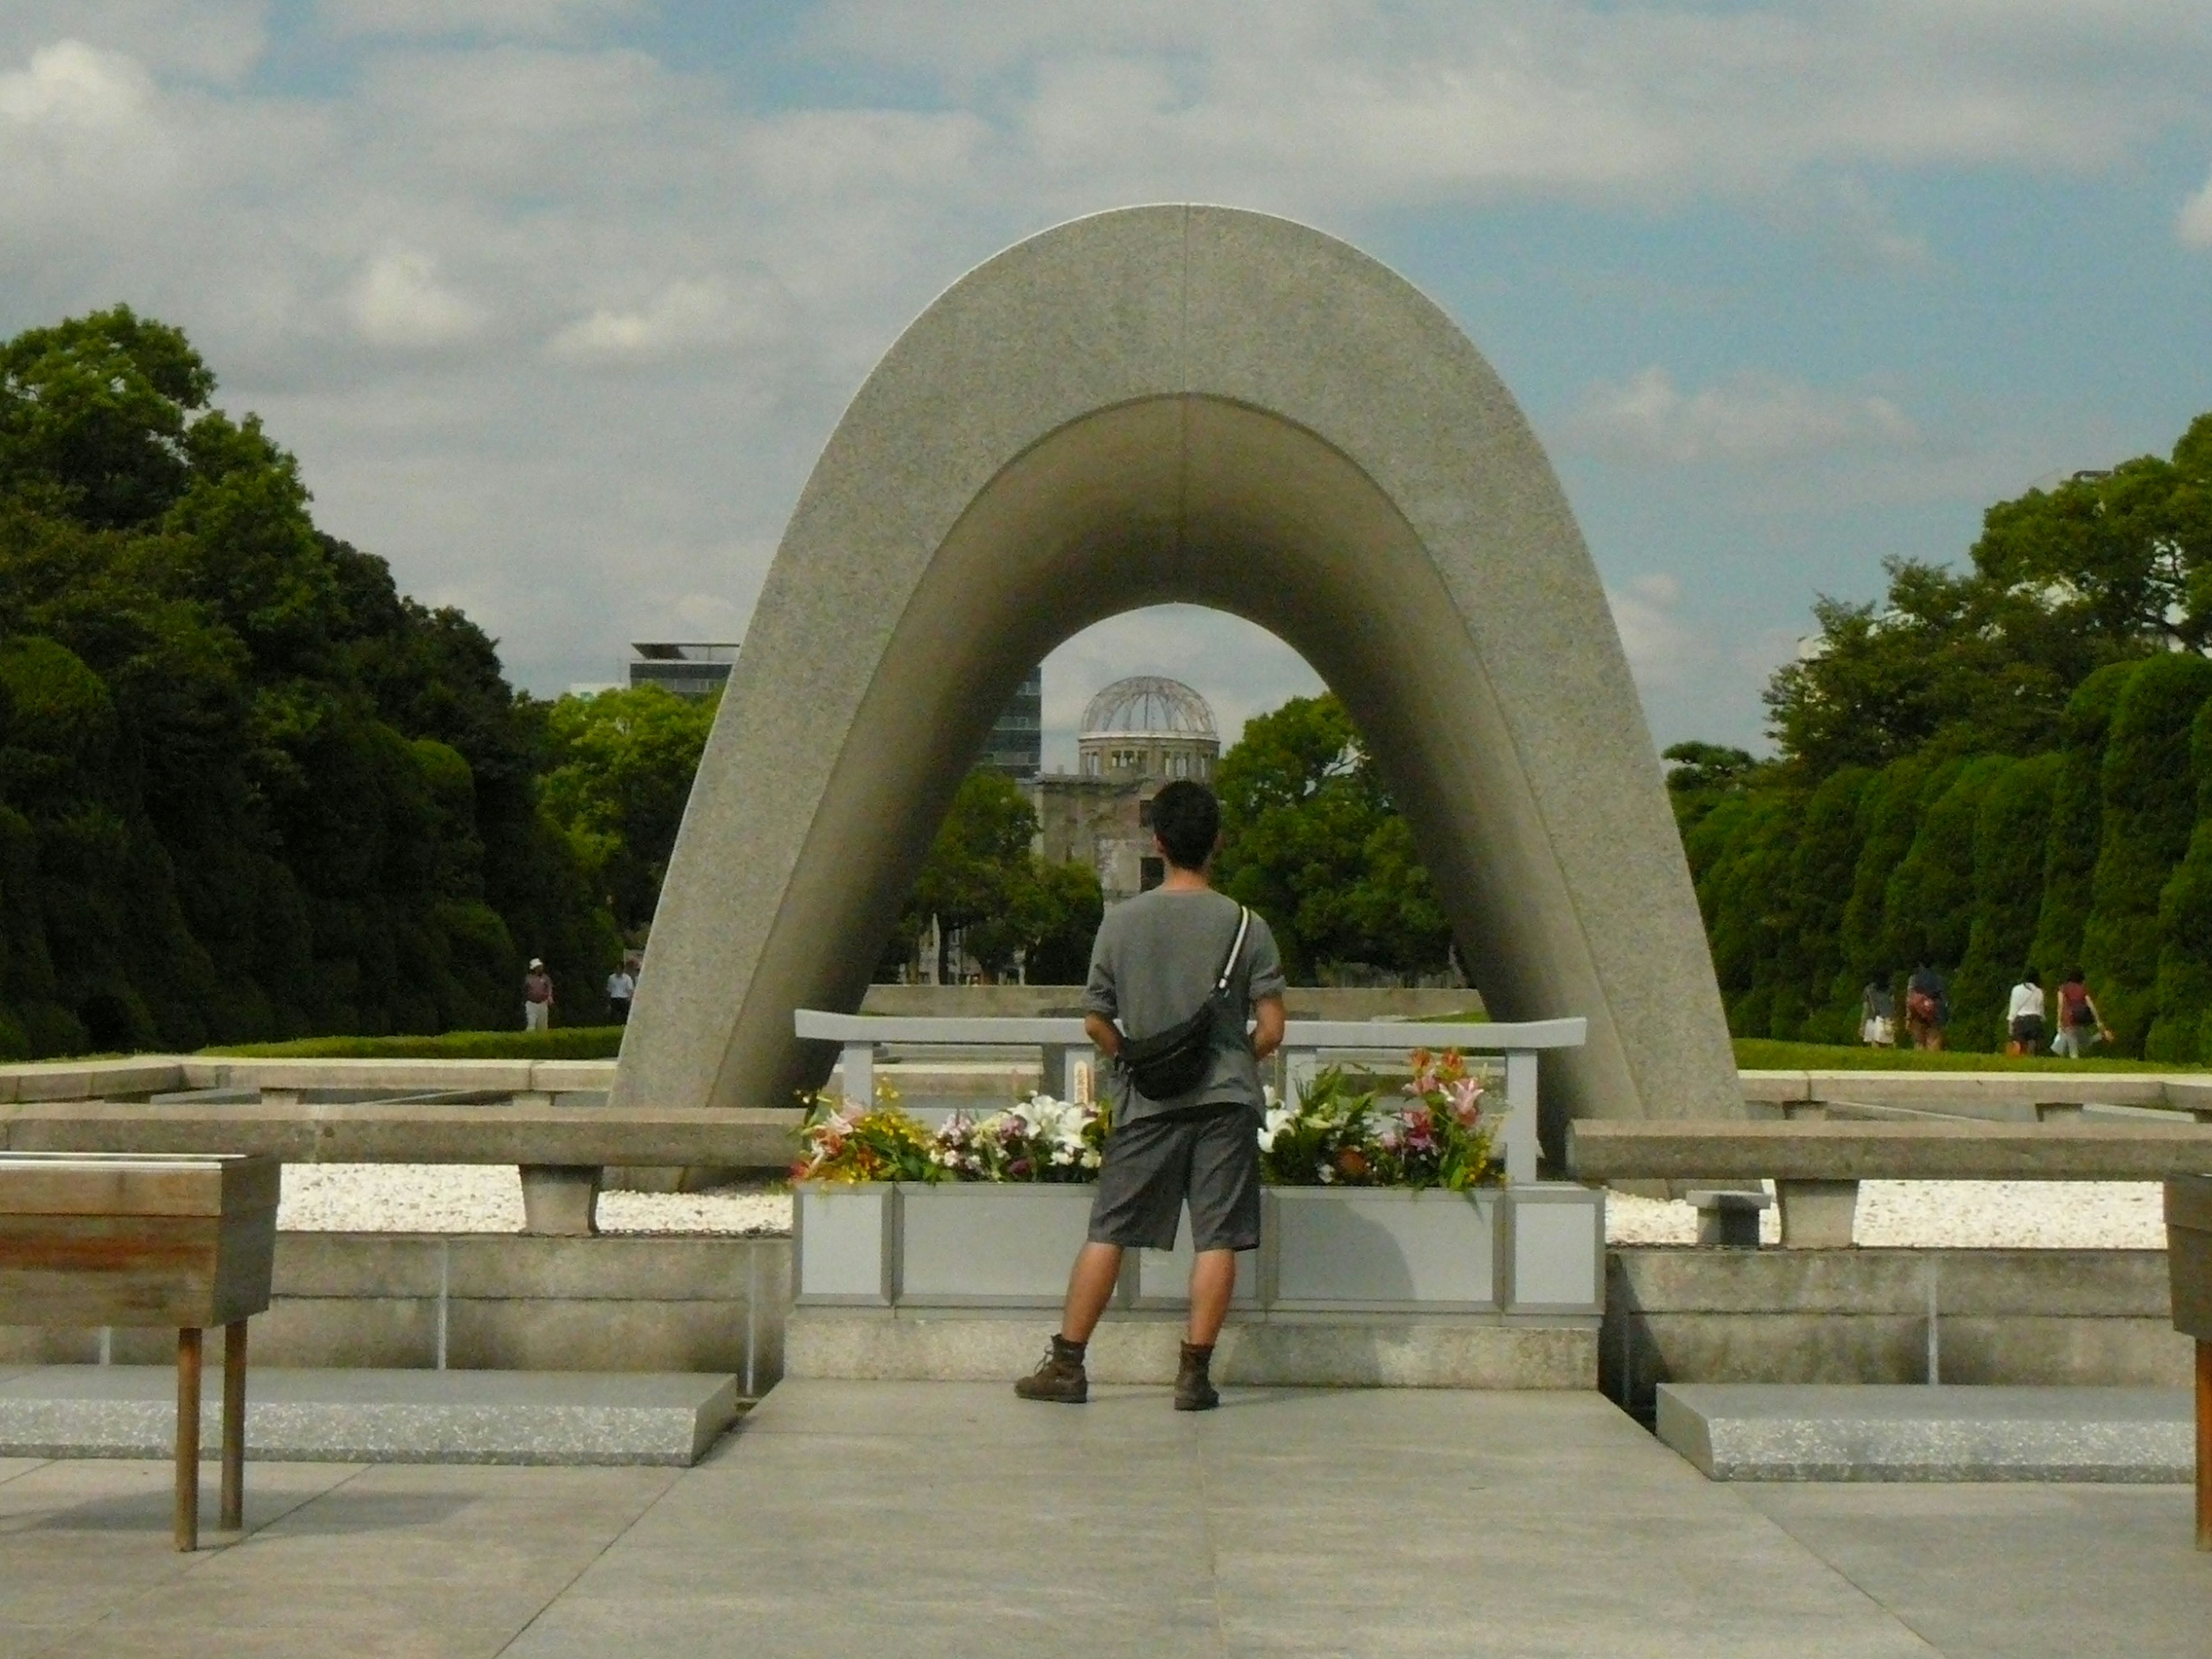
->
[1569, 1119, 2212, 1247]
[0, 1101, 801, 1237]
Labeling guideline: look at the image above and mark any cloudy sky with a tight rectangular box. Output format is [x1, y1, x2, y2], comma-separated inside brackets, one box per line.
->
[7, 2, 2212, 763]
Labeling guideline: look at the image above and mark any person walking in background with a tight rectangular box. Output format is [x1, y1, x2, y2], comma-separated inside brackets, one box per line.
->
[2054, 968, 2111, 1057]
[523, 958, 554, 1032]
[605, 959, 636, 1026]
[1861, 974, 1895, 1047]
[1014, 779, 1286, 1414]
[2006, 971, 2045, 1056]
[1905, 961, 1949, 1051]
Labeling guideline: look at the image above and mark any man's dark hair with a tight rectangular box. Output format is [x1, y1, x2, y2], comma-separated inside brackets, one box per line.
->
[1150, 780, 1219, 870]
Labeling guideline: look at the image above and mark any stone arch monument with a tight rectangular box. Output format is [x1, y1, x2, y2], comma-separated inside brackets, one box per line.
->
[612, 205, 1740, 1144]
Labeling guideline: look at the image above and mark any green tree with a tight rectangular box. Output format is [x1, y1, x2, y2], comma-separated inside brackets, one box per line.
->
[1213, 694, 1453, 982]
[0, 305, 616, 1053]
[539, 685, 721, 935]
[888, 770, 1104, 983]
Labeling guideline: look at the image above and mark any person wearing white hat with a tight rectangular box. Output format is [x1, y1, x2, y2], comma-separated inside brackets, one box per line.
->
[523, 959, 554, 1031]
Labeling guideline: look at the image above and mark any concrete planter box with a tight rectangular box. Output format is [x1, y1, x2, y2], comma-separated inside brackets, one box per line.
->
[1268, 1188, 1502, 1311]
[896, 1184, 1094, 1307]
[1505, 1183, 1608, 1316]
[796, 1181, 1604, 1317]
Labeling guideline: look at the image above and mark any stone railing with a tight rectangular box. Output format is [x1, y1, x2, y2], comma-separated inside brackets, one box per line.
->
[793, 1010, 1586, 1184]
[1569, 1118, 2212, 1246]
[0, 1094, 794, 1236]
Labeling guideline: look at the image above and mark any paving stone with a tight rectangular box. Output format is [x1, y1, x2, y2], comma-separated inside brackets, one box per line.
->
[0, 1366, 738, 1466]
[1658, 1382, 2194, 1481]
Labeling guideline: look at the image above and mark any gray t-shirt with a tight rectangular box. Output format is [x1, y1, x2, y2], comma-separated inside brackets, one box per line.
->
[1083, 887, 1287, 1123]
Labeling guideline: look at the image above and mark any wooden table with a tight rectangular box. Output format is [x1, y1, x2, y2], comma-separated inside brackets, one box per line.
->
[2166, 1175, 2212, 1551]
[0, 1153, 279, 1550]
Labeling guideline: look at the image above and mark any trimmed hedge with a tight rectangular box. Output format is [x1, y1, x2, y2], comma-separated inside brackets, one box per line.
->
[200, 1027, 624, 1060]
[1733, 1037, 2207, 1074]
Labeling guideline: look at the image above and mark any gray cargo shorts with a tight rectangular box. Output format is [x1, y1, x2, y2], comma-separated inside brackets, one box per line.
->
[1087, 1102, 1262, 1253]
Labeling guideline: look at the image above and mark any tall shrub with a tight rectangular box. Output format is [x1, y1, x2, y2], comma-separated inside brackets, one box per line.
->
[1781, 767, 1872, 1043]
[1881, 756, 2011, 1048]
[1952, 754, 2061, 1049]
[2029, 661, 2138, 988]
[2080, 653, 2212, 1052]
[1830, 753, 1950, 1018]
[2147, 699, 2212, 1060]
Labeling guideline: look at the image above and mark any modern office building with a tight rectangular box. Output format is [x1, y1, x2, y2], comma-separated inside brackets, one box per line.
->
[980, 666, 1043, 780]
[628, 642, 740, 698]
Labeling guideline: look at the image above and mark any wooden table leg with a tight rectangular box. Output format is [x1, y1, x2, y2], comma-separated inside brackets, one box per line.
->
[2197, 1338, 2211, 1553]
[175, 1328, 202, 1552]
[220, 1320, 247, 1532]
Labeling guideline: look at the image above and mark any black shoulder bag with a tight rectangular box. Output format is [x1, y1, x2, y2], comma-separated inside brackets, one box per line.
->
[1118, 906, 1251, 1102]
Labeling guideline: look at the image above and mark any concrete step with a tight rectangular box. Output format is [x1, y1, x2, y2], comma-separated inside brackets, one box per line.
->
[0, 1366, 738, 1467]
[1656, 1382, 2193, 1482]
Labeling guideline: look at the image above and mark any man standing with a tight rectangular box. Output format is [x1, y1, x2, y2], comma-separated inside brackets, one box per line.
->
[1015, 781, 1286, 1412]
[605, 959, 636, 1026]
[523, 959, 554, 1032]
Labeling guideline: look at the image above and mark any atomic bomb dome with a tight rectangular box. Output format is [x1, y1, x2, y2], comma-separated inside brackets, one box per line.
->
[1076, 677, 1219, 786]
[1079, 676, 1218, 740]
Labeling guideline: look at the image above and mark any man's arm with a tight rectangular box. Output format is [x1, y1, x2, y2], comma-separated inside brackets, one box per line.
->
[1250, 995, 1285, 1062]
[1084, 1011, 1123, 1060]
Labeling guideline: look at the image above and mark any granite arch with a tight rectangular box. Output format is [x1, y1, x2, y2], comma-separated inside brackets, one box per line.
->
[611, 206, 1741, 1143]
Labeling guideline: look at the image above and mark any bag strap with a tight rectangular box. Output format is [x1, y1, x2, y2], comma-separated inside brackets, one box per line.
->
[1212, 906, 1251, 995]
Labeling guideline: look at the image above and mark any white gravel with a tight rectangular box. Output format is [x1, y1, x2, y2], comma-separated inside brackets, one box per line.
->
[1604, 1180, 2166, 1249]
[278, 1165, 791, 1235]
[282, 1165, 2167, 1249]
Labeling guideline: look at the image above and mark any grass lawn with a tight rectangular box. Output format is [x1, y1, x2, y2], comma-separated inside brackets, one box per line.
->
[199, 1027, 624, 1060]
[1733, 1037, 2207, 1073]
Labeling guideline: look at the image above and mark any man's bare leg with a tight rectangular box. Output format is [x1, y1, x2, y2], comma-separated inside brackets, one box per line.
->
[1187, 1248, 1236, 1347]
[1060, 1241, 1123, 1343]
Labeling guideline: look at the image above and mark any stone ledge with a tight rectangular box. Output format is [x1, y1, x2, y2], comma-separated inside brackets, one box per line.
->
[1656, 1382, 2192, 1482]
[787, 1308, 1596, 1388]
[0, 1365, 739, 1466]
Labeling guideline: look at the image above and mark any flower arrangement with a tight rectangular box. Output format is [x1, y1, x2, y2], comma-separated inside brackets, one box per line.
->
[795, 1088, 1104, 1184]
[792, 1085, 941, 1184]
[795, 1048, 1496, 1188]
[1259, 1048, 1499, 1190]
[933, 1094, 1105, 1182]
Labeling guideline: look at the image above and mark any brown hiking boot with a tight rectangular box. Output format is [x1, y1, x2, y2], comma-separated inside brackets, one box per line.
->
[1173, 1342, 1219, 1412]
[1014, 1335, 1088, 1404]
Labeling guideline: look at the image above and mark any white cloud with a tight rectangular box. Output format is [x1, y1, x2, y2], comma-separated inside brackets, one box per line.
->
[0, 6, 267, 84]
[1605, 574, 1703, 692]
[0, 39, 152, 128]
[2180, 170, 2212, 249]
[550, 276, 791, 363]
[1567, 367, 1919, 465]
[809, 1, 2212, 209]
[346, 252, 487, 348]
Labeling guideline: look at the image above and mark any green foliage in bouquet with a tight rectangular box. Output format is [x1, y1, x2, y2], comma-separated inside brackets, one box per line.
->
[1259, 1048, 1499, 1191]
[791, 1086, 941, 1184]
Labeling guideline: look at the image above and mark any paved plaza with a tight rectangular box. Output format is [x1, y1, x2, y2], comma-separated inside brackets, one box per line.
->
[1, 1380, 2206, 1657]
